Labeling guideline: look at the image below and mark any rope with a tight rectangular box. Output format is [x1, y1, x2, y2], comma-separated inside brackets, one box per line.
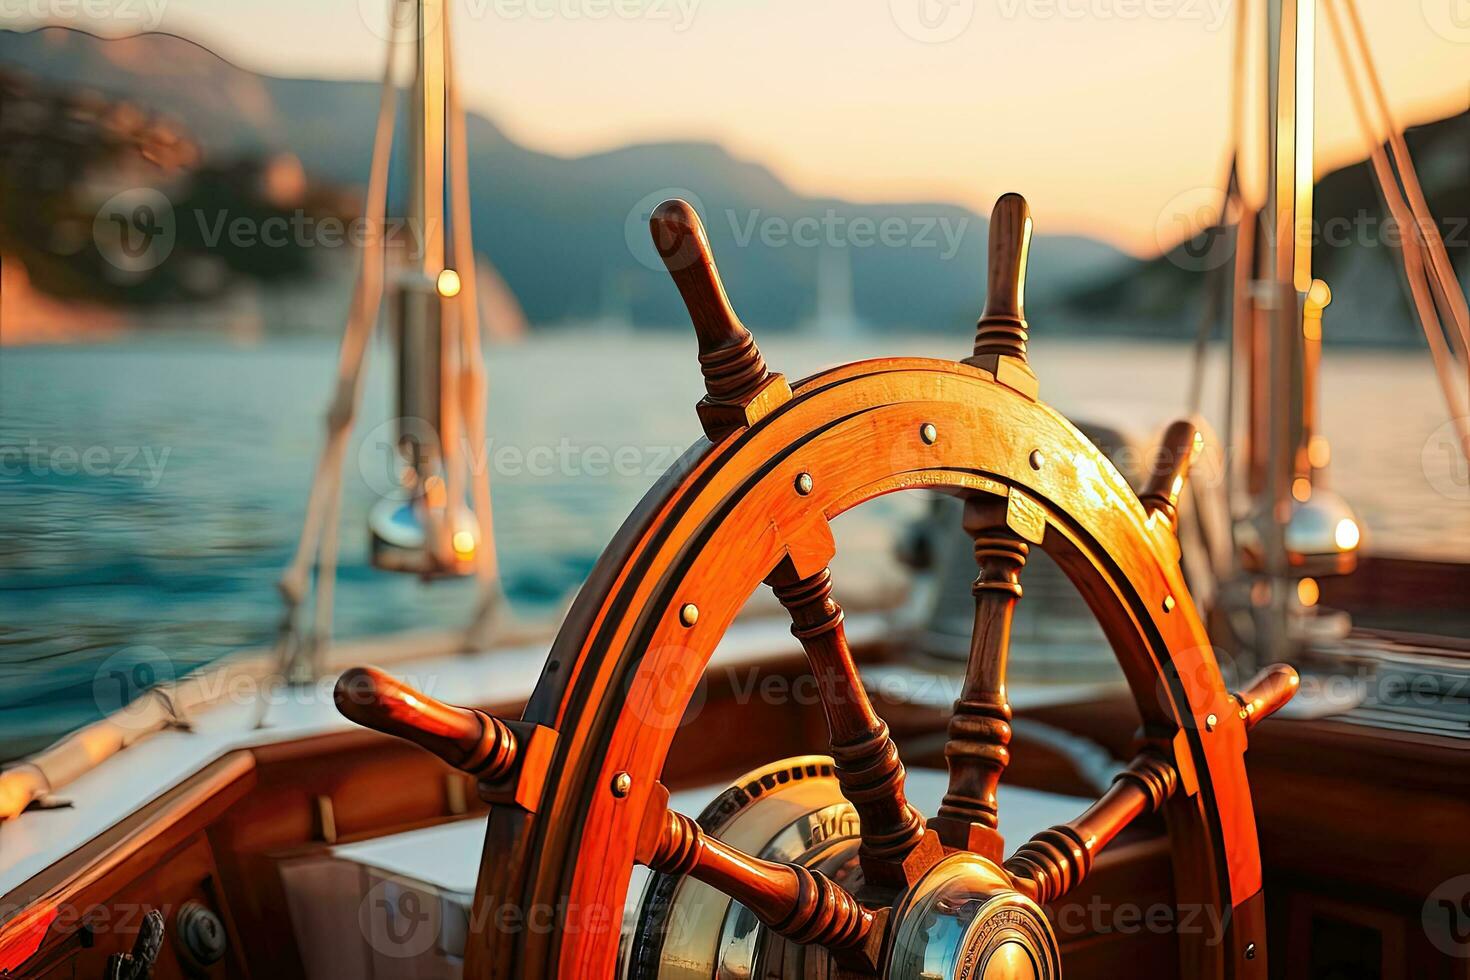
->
[1338, 0, 1470, 378]
[270, 0, 406, 689]
[444, 1, 506, 645]
[1323, 0, 1470, 465]
[1186, 0, 1251, 415]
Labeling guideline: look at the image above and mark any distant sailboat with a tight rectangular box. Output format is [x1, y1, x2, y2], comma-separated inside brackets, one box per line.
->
[591, 266, 635, 334]
[803, 243, 862, 338]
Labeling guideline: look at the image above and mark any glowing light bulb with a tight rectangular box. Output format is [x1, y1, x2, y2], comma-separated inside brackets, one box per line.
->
[1333, 518, 1360, 551]
[1306, 278, 1332, 310]
[1308, 436, 1331, 470]
[437, 268, 462, 298]
[452, 529, 476, 558]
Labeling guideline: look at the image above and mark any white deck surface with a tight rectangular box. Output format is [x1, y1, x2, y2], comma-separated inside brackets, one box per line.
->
[0, 615, 886, 897]
[330, 771, 1093, 899]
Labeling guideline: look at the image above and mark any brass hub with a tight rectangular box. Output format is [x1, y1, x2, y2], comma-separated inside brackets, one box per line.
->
[627, 756, 861, 979]
[888, 853, 1060, 980]
[627, 758, 1061, 980]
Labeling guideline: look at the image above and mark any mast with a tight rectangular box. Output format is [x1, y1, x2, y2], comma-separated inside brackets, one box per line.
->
[275, 0, 501, 688]
[1244, 0, 1357, 664]
[395, 0, 451, 568]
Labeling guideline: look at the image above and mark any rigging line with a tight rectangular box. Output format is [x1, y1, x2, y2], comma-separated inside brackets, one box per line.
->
[1189, 0, 1252, 418]
[308, 0, 404, 653]
[1337, 0, 1470, 377]
[444, 2, 504, 623]
[1324, 0, 1466, 374]
[276, 0, 405, 673]
[1186, 162, 1240, 416]
[1323, 0, 1470, 465]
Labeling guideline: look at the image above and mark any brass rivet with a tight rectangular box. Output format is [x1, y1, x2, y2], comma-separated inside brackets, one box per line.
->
[611, 772, 632, 797]
[920, 423, 938, 445]
[679, 603, 699, 627]
[1245, 943, 1256, 960]
[1162, 594, 1176, 613]
[1205, 713, 1218, 732]
[1028, 450, 1044, 470]
[794, 472, 814, 496]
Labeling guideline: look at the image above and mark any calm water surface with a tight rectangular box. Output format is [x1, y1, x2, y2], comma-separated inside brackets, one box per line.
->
[1, 331, 1465, 755]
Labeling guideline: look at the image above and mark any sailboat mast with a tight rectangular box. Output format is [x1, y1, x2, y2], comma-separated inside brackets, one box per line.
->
[399, 0, 449, 493]
[1249, 0, 1316, 661]
[411, 0, 446, 278]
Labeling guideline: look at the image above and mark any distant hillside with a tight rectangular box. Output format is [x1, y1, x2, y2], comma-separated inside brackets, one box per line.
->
[0, 25, 1130, 333]
[1067, 110, 1470, 346]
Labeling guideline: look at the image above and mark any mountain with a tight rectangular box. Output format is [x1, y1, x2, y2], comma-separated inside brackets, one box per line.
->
[0, 25, 1131, 334]
[1067, 109, 1470, 346]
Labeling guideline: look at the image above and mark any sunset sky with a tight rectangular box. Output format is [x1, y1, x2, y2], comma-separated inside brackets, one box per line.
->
[17, 0, 1470, 254]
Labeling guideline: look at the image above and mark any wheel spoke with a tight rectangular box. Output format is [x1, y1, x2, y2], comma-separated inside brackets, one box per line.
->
[1139, 419, 1204, 530]
[1005, 752, 1178, 905]
[768, 560, 929, 886]
[930, 193, 1040, 859]
[929, 496, 1028, 860]
[1004, 666, 1298, 906]
[637, 785, 879, 965]
[649, 199, 791, 440]
[334, 666, 518, 778]
[1234, 663, 1300, 731]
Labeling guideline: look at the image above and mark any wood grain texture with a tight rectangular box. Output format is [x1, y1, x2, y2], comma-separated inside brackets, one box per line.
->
[1006, 752, 1179, 905]
[931, 498, 1028, 859]
[643, 807, 874, 952]
[334, 666, 518, 779]
[767, 561, 927, 885]
[454, 358, 1267, 979]
[648, 198, 790, 439]
[1139, 419, 1202, 529]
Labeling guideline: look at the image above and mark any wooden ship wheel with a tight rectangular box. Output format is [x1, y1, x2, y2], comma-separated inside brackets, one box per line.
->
[335, 193, 1300, 979]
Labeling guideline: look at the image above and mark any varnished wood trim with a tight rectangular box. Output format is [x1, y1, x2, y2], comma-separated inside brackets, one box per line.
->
[0, 752, 255, 969]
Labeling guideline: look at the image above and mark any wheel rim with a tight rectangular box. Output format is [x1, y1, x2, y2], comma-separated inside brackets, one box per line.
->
[467, 358, 1264, 978]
